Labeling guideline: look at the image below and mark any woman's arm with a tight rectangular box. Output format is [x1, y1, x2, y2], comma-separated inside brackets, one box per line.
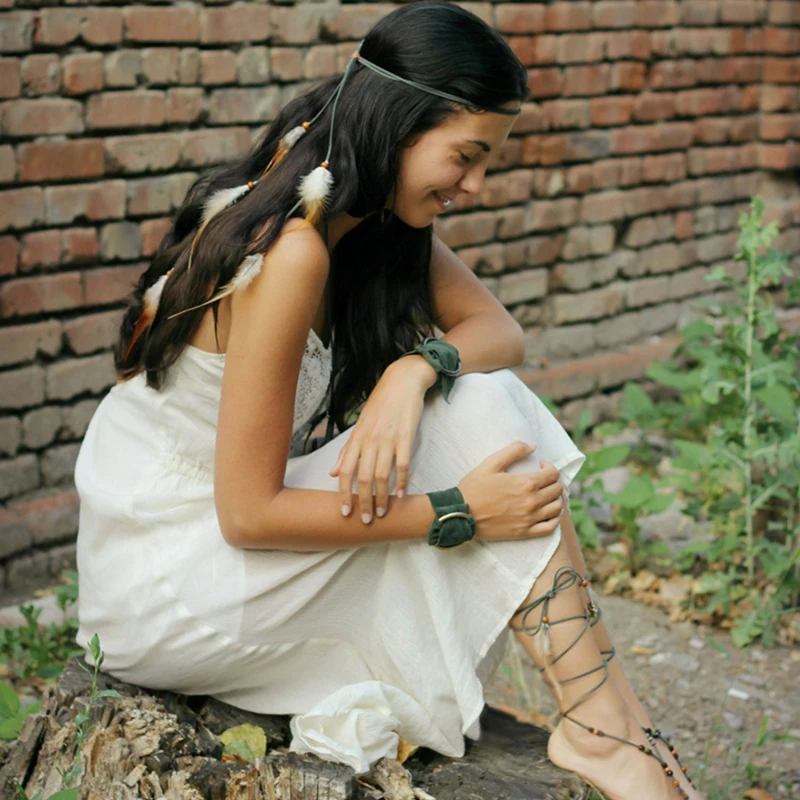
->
[426, 233, 526, 374]
[214, 219, 431, 550]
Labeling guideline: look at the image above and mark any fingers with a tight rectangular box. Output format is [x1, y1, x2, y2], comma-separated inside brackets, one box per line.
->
[486, 440, 538, 472]
[529, 460, 561, 489]
[373, 442, 394, 518]
[356, 445, 378, 524]
[336, 443, 359, 518]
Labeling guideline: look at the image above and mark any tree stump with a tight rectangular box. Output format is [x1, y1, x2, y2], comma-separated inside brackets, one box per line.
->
[0, 657, 589, 800]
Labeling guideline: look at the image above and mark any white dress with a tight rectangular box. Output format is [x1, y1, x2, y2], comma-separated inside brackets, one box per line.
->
[75, 329, 585, 774]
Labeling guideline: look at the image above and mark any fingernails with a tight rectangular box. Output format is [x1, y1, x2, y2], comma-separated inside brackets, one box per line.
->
[362, 512, 372, 524]
[397, 489, 405, 498]
[376, 507, 386, 518]
[341, 504, 350, 516]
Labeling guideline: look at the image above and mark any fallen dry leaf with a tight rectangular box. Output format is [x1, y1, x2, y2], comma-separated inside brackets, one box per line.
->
[491, 702, 553, 731]
[630, 646, 656, 656]
[396, 736, 418, 764]
[743, 788, 774, 800]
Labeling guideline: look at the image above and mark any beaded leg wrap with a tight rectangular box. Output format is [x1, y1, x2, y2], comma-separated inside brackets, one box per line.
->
[578, 571, 697, 794]
[510, 566, 691, 799]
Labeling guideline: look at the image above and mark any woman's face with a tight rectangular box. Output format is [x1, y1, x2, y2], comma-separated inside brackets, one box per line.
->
[389, 101, 521, 228]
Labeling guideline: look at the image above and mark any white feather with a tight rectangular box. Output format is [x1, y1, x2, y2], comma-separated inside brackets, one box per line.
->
[299, 165, 334, 206]
[201, 184, 252, 227]
[231, 253, 264, 291]
[143, 273, 168, 315]
[282, 125, 307, 149]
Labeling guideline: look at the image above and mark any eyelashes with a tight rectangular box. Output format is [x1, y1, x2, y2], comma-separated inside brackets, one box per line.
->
[457, 152, 472, 164]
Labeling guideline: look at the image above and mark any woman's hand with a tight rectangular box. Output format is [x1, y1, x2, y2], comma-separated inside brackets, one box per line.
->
[457, 440, 565, 541]
[330, 355, 437, 523]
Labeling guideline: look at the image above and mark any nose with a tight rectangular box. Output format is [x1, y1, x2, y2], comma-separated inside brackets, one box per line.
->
[457, 161, 487, 196]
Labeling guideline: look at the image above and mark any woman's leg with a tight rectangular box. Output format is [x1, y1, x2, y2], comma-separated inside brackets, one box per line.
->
[556, 504, 701, 798]
[509, 518, 700, 800]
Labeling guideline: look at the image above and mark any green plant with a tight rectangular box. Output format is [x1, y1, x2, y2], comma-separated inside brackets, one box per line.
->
[0, 681, 41, 741]
[0, 572, 82, 681]
[605, 196, 799, 646]
[14, 635, 120, 800]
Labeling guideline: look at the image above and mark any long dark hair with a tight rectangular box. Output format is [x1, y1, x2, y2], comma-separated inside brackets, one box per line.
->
[116, 0, 530, 435]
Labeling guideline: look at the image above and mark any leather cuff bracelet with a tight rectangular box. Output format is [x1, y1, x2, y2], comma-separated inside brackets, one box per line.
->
[426, 486, 476, 548]
[400, 337, 461, 403]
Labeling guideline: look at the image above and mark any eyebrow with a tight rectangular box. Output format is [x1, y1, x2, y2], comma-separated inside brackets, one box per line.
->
[465, 139, 491, 153]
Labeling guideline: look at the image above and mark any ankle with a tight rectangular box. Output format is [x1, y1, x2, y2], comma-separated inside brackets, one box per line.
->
[555, 711, 637, 760]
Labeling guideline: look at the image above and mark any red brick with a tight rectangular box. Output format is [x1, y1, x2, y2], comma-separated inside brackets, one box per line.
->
[675, 211, 694, 240]
[636, 1, 680, 27]
[764, 27, 800, 54]
[0, 187, 44, 231]
[510, 35, 555, 66]
[730, 116, 760, 142]
[494, 4, 547, 34]
[759, 143, 799, 171]
[527, 68, 564, 98]
[45, 353, 115, 402]
[566, 165, 593, 194]
[545, 2, 591, 31]
[721, 1, 764, 23]
[764, 58, 800, 84]
[83, 265, 142, 306]
[0, 236, 19, 276]
[2, 9, 31, 48]
[319, 4, 389, 41]
[199, 5, 269, 43]
[208, 86, 280, 125]
[19, 230, 60, 272]
[0, 320, 61, 368]
[44, 181, 126, 227]
[20, 54, 60, 96]
[526, 234, 565, 266]
[524, 198, 581, 232]
[269, 6, 328, 45]
[590, 96, 633, 127]
[556, 33, 605, 63]
[141, 48, 180, 86]
[769, 1, 800, 24]
[83, 8, 123, 46]
[0, 58, 21, 99]
[632, 92, 676, 122]
[62, 228, 98, 265]
[592, 1, 637, 28]
[86, 91, 165, 130]
[581, 190, 627, 223]
[18, 140, 104, 183]
[199, 50, 236, 85]
[63, 310, 123, 355]
[563, 65, 609, 97]
[0, 145, 15, 184]
[181, 127, 250, 167]
[642, 153, 688, 183]
[165, 87, 204, 125]
[34, 9, 79, 47]
[760, 86, 796, 113]
[62, 53, 103, 95]
[610, 62, 646, 91]
[604, 31, 651, 60]
[270, 48, 304, 81]
[592, 157, 643, 188]
[140, 218, 172, 257]
[103, 133, 181, 175]
[2, 98, 83, 138]
[126, 174, 195, 216]
[124, 7, 200, 43]
[648, 60, 698, 89]
[681, 1, 719, 25]
[613, 122, 693, 154]
[741, 85, 761, 112]
[542, 99, 590, 129]
[0, 273, 82, 318]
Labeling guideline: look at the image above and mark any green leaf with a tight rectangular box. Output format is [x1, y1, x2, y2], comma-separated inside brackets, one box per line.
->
[95, 690, 122, 700]
[219, 723, 267, 761]
[644, 493, 674, 514]
[617, 476, 655, 509]
[679, 320, 716, 340]
[44, 791, 80, 800]
[588, 444, 630, 473]
[755, 384, 797, 427]
[0, 717, 23, 740]
[622, 383, 654, 419]
[0, 681, 20, 718]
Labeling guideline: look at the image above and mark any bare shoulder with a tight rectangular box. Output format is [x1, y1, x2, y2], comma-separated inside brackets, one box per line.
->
[260, 217, 330, 280]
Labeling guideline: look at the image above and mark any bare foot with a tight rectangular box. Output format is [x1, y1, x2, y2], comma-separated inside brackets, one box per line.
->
[547, 718, 698, 800]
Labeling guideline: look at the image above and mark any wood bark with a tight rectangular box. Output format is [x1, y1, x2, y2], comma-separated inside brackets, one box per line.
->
[0, 658, 588, 800]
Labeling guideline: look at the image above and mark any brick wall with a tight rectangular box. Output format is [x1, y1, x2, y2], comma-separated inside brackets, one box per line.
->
[0, 0, 798, 601]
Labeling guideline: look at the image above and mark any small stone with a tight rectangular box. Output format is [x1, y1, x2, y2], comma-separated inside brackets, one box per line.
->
[738, 673, 767, 688]
[727, 687, 750, 701]
[722, 712, 743, 731]
[634, 633, 660, 649]
[688, 637, 705, 650]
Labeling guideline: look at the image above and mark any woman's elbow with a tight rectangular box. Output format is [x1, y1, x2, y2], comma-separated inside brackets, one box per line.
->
[509, 319, 525, 366]
[216, 504, 271, 549]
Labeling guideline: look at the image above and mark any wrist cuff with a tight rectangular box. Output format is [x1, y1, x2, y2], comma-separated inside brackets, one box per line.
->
[426, 487, 476, 548]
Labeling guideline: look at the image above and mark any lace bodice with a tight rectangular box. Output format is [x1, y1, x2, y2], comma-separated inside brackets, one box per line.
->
[289, 328, 333, 450]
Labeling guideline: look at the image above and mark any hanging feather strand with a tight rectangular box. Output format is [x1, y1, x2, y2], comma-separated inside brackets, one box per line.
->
[167, 253, 264, 320]
[299, 163, 334, 227]
[124, 271, 170, 360]
[187, 182, 255, 273]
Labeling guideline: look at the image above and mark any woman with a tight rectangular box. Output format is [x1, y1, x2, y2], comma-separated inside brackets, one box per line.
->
[74, 2, 700, 797]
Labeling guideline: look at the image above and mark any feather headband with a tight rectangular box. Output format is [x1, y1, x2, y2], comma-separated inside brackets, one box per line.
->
[138, 39, 521, 329]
